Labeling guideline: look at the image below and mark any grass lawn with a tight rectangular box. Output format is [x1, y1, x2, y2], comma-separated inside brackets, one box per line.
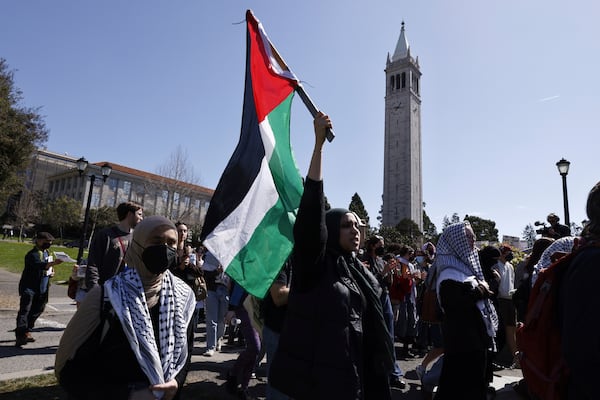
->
[0, 374, 65, 399]
[0, 240, 82, 282]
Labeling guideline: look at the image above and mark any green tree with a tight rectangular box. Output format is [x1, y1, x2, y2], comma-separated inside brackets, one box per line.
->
[422, 209, 437, 241]
[464, 215, 499, 242]
[90, 206, 117, 230]
[396, 218, 422, 239]
[377, 225, 406, 247]
[349, 192, 369, 225]
[0, 59, 48, 207]
[522, 224, 537, 248]
[442, 213, 461, 229]
[41, 196, 81, 239]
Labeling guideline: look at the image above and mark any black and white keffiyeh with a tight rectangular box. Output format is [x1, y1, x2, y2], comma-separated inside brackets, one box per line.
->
[433, 222, 499, 339]
[531, 236, 576, 286]
[104, 268, 195, 389]
[535, 236, 576, 272]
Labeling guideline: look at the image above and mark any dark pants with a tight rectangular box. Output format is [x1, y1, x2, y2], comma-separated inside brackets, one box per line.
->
[16, 288, 48, 336]
[381, 293, 403, 378]
[230, 306, 261, 390]
[436, 349, 488, 400]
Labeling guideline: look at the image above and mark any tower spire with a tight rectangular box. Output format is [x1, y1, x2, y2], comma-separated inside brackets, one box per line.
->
[392, 21, 409, 61]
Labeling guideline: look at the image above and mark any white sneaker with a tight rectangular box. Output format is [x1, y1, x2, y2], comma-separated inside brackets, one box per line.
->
[203, 349, 215, 357]
[216, 338, 223, 352]
[415, 364, 425, 380]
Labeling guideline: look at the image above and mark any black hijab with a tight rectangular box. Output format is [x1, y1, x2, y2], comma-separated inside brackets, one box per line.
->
[325, 208, 349, 253]
[325, 208, 395, 377]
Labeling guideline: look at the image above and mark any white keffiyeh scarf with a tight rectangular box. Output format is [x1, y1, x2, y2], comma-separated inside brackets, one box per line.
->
[433, 222, 499, 340]
[104, 268, 195, 391]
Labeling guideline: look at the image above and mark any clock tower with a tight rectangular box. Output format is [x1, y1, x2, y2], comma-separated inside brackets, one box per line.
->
[382, 22, 423, 231]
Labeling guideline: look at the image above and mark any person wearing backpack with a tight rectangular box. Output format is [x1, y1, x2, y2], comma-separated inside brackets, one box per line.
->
[560, 181, 600, 399]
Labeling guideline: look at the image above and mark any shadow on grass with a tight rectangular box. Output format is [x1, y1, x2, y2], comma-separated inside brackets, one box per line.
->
[0, 374, 66, 400]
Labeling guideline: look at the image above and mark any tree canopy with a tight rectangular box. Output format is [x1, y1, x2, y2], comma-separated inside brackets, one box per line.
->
[349, 192, 369, 225]
[522, 223, 536, 248]
[0, 59, 48, 207]
[41, 196, 81, 239]
[464, 214, 499, 242]
[422, 209, 438, 240]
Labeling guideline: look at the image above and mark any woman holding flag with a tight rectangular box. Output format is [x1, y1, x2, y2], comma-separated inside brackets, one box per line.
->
[270, 113, 395, 399]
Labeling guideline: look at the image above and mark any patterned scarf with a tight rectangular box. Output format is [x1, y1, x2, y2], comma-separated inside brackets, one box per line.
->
[105, 268, 195, 388]
[433, 222, 499, 339]
[531, 236, 576, 286]
[535, 236, 576, 271]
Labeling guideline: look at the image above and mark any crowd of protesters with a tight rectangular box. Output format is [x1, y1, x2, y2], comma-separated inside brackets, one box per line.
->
[13, 114, 598, 399]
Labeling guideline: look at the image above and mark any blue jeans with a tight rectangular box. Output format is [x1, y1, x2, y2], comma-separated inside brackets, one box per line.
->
[395, 295, 418, 339]
[205, 285, 229, 350]
[263, 325, 291, 400]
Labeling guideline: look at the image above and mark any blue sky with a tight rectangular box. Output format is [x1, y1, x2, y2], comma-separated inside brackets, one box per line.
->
[2, 1, 599, 239]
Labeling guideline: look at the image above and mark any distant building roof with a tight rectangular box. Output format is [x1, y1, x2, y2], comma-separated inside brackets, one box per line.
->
[93, 161, 214, 196]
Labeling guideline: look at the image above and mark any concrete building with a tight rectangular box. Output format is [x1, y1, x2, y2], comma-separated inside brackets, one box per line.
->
[382, 22, 423, 231]
[27, 149, 214, 226]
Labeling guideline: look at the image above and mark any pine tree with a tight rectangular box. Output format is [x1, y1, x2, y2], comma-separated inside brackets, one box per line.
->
[349, 192, 369, 225]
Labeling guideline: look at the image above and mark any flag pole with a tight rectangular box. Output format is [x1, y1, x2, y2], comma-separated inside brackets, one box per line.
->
[266, 34, 335, 142]
[294, 85, 335, 142]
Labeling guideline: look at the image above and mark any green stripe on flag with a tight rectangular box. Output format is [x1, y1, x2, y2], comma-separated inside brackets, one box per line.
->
[225, 197, 296, 298]
[265, 93, 303, 213]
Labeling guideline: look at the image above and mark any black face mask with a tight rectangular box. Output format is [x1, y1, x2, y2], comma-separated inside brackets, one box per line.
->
[40, 243, 51, 250]
[375, 246, 385, 256]
[142, 244, 177, 275]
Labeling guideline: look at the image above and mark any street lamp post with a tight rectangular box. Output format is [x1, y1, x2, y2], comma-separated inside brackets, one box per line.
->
[76, 157, 112, 264]
[556, 158, 570, 227]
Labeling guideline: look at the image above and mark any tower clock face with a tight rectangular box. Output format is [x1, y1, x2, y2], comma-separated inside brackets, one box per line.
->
[391, 101, 403, 115]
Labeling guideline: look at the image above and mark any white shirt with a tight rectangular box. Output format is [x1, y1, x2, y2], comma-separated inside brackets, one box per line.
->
[493, 260, 515, 299]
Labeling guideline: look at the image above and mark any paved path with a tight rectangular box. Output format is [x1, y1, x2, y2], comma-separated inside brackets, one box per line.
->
[0, 268, 524, 399]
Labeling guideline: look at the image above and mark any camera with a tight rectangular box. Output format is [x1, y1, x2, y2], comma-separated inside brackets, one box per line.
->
[534, 221, 550, 235]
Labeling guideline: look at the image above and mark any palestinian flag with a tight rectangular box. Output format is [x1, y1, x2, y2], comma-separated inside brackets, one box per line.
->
[200, 10, 303, 298]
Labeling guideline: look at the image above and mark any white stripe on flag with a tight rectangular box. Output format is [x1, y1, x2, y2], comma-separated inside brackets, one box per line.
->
[260, 117, 275, 160]
[203, 156, 278, 269]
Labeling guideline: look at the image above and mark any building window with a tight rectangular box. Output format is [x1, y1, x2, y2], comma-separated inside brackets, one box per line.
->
[123, 181, 131, 196]
[108, 178, 118, 191]
[91, 192, 100, 208]
[195, 199, 200, 209]
[390, 76, 395, 90]
[183, 196, 190, 208]
[49, 181, 54, 192]
[396, 74, 401, 89]
[401, 72, 406, 88]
